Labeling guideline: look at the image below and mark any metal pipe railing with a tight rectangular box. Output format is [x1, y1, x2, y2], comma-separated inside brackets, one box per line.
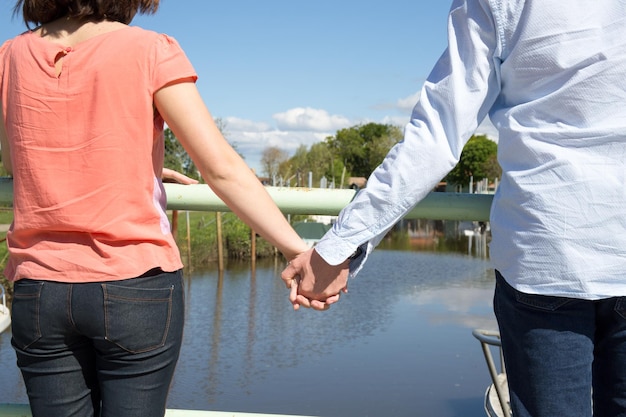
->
[0, 178, 493, 221]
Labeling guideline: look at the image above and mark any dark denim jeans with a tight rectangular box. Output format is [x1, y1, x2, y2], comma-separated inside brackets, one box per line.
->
[494, 271, 626, 417]
[11, 269, 185, 417]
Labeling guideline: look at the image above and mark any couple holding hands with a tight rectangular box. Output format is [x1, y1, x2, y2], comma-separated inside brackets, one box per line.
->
[3, 0, 626, 416]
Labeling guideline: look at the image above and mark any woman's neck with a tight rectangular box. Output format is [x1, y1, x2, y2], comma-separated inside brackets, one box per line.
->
[36, 17, 126, 47]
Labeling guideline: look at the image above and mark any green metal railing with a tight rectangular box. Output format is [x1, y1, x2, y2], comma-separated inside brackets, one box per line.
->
[0, 178, 493, 221]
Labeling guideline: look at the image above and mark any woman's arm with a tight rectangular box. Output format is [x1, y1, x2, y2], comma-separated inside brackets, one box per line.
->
[154, 81, 309, 261]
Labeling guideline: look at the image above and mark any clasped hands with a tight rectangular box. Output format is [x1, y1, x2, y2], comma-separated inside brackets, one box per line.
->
[161, 167, 349, 310]
[281, 247, 350, 311]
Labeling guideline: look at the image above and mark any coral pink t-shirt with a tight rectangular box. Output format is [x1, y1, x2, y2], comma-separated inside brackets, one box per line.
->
[0, 26, 197, 282]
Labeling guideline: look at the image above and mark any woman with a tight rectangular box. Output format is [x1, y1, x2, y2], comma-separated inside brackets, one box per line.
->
[0, 1, 311, 416]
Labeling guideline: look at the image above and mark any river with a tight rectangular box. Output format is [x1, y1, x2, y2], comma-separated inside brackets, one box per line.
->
[0, 243, 497, 417]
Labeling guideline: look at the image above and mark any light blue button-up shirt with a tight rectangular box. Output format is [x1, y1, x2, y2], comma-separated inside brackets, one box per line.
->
[315, 0, 626, 299]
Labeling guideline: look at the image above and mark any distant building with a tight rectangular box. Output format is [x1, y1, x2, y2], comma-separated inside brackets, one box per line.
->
[293, 221, 332, 248]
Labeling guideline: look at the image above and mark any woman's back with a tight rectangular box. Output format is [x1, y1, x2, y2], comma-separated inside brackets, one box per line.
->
[0, 23, 196, 282]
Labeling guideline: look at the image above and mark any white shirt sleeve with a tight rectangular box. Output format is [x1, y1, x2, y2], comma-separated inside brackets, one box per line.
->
[314, 0, 502, 276]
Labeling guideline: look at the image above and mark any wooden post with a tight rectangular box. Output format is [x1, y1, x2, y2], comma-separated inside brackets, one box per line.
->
[250, 228, 256, 268]
[185, 211, 191, 268]
[216, 212, 224, 272]
[171, 210, 179, 242]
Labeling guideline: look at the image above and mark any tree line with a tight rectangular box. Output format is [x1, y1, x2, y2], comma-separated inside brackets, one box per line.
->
[0, 121, 500, 190]
[259, 122, 501, 189]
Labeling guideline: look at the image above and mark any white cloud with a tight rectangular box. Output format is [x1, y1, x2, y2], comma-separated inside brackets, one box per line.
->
[396, 91, 420, 114]
[475, 118, 499, 142]
[219, 96, 500, 175]
[232, 129, 326, 150]
[221, 115, 338, 174]
[370, 91, 419, 118]
[381, 115, 410, 127]
[408, 286, 498, 330]
[223, 116, 271, 133]
[220, 107, 353, 174]
[273, 107, 351, 132]
[376, 91, 501, 142]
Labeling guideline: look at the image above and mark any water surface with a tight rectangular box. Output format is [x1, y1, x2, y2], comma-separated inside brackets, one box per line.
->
[0, 249, 497, 417]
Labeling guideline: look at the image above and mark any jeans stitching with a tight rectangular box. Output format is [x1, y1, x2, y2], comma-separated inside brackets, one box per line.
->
[496, 270, 571, 312]
[515, 292, 571, 311]
[102, 284, 110, 346]
[615, 298, 626, 320]
[163, 286, 173, 349]
[67, 284, 76, 331]
[102, 283, 174, 353]
[12, 281, 43, 349]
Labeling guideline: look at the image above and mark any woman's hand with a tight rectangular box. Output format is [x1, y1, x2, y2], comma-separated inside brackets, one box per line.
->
[162, 168, 199, 185]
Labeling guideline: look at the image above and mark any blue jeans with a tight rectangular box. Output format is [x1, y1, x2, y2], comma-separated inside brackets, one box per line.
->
[494, 271, 626, 417]
[11, 269, 185, 417]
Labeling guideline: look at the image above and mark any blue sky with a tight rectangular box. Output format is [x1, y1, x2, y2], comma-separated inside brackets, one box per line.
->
[0, 0, 497, 174]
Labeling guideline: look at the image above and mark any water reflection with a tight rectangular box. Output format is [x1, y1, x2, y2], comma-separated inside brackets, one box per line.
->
[0, 249, 497, 417]
[381, 220, 491, 260]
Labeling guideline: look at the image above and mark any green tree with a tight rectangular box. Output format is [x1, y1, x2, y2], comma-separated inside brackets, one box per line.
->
[261, 146, 289, 179]
[163, 118, 232, 182]
[368, 127, 404, 170]
[482, 153, 502, 180]
[445, 134, 499, 187]
[278, 145, 306, 185]
[307, 141, 344, 185]
[326, 123, 402, 178]
[0, 161, 9, 177]
[164, 128, 200, 181]
[279, 143, 345, 187]
[214, 118, 243, 158]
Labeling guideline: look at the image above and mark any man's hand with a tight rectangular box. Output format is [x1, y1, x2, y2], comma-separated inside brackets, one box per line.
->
[281, 248, 349, 311]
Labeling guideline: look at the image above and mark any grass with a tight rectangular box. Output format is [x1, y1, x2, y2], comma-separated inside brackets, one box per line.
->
[170, 210, 280, 265]
[0, 208, 13, 224]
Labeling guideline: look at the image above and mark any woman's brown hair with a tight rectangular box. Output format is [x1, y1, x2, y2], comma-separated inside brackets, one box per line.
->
[14, 0, 160, 26]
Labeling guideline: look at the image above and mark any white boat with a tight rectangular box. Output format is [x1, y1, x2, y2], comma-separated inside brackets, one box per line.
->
[0, 285, 10, 335]
[472, 329, 511, 417]
[0, 404, 318, 417]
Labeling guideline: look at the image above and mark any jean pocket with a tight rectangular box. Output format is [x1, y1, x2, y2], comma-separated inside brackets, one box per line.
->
[515, 291, 572, 311]
[11, 280, 44, 349]
[102, 283, 174, 353]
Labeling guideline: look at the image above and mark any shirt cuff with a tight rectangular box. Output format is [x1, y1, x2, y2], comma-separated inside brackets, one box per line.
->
[314, 233, 369, 279]
[314, 230, 356, 265]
